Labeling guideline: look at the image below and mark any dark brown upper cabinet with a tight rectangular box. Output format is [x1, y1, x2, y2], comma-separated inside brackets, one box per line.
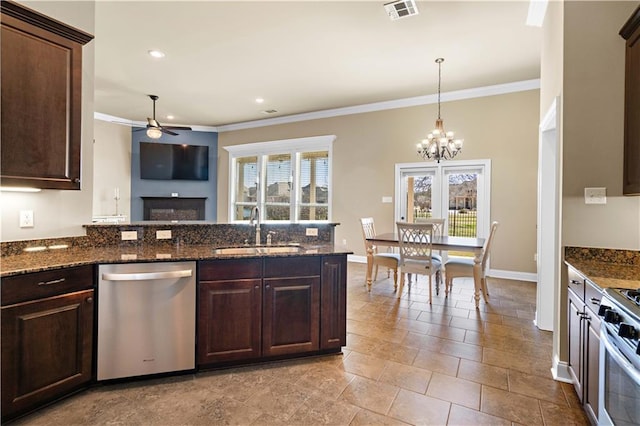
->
[620, 6, 640, 195]
[0, 1, 93, 190]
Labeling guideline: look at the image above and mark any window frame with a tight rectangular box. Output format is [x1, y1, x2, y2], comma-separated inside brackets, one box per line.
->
[225, 135, 335, 223]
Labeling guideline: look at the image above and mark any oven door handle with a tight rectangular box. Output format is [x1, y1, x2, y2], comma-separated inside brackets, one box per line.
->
[601, 328, 640, 385]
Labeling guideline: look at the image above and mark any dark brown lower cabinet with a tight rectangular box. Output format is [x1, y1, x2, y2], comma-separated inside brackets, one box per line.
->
[566, 265, 601, 425]
[321, 255, 347, 350]
[263, 276, 320, 356]
[198, 255, 345, 368]
[198, 259, 262, 365]
[1, 290, 94, 420]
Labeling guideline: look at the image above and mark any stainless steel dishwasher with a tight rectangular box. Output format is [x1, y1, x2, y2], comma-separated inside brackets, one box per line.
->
[97, 261, 196, 381]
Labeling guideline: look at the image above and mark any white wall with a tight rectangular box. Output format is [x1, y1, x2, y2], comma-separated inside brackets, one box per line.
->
[92, 120, 132, 219]
[0, 1, 96, 242]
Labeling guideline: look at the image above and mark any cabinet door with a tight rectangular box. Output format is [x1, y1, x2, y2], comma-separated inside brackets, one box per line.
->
[0, 3, 92, 190]
[584, 311, 601, 423]
[567, 288, 584, 401]
[263, 276, 320, 357]
[321, 256, 347, 350]
[198, 279, 262, 365]
[621, 7, 640, 195]
[1, 290, 94, 419]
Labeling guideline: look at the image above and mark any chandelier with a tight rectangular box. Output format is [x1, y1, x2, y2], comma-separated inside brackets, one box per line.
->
[417, 58, 463, 163]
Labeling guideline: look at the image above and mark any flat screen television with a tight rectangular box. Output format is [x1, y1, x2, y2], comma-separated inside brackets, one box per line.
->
[140, 142, 209, 181]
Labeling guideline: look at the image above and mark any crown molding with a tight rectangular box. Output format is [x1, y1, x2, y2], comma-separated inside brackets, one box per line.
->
[95, 79, 540, 134]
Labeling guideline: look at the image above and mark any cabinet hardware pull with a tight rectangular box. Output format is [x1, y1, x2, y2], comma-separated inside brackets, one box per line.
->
[86, 297, 93, 303]
[37, 278, 66, 286]
[590, 297, 600, 304]
[570, 279, 582, 285]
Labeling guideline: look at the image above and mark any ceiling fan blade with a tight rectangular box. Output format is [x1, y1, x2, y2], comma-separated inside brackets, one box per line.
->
[161, 128, 179, 136]
[163, 125, 193, 131]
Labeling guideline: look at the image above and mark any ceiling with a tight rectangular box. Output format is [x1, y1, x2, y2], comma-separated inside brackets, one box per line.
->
[94, 1, 542, 129]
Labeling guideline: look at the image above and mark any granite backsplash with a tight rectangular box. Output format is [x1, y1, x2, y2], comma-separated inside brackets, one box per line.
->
[1, 223, 338, 257]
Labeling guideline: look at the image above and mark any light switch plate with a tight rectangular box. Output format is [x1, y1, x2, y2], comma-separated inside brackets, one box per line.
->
[585, 187, 606, 204]
[382, 196, 393, 203]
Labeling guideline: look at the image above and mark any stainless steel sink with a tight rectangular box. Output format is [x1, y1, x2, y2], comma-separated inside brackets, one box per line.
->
[213, 247, 260, 255]
[213, 245, 303, 255]
[257, 246, 303, 254]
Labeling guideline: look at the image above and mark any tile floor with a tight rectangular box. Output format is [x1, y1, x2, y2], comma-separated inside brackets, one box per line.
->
[13, 262, 589, 425]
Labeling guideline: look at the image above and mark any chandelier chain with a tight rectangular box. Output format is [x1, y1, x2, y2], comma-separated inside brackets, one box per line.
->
[416, 57, 463, 163]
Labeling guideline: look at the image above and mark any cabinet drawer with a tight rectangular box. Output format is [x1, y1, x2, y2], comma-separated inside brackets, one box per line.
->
[567, 266, 585, 301]
[1, 265, 94, 306]
[585, 280, 603, 314]
[199, 258, 262, 281]
[264, 256, 320, 278]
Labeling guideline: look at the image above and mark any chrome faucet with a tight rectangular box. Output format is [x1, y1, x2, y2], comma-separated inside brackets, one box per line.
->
[249, 206, 261, 245]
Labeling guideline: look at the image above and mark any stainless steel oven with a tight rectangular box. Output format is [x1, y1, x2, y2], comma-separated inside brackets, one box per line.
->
[598, 288, 640, 426]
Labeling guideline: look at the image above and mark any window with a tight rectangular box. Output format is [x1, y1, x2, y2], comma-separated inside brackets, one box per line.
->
[226, 135, 335, 223]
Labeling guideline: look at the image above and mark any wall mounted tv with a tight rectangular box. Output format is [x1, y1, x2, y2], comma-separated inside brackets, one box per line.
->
[140, 142, 209, 181]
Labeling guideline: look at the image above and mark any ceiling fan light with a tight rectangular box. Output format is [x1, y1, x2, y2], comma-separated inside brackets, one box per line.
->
[146, 128, 162, 139]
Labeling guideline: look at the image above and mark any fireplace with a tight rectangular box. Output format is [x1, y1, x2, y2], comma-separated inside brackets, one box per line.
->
[142, 197, 206, 221]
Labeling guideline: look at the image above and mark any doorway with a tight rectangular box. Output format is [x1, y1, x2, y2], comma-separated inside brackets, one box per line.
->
[536, 98, 560, 332]
[394, 160, 491, 243]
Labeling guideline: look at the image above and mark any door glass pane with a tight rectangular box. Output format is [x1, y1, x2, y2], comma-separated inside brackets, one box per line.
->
[265, 154, 291, 220]
[234, 156, 258, 220]
[411, 174, 434, 223]
[298, 151, 329, 220]
[447, 172, 478, 237]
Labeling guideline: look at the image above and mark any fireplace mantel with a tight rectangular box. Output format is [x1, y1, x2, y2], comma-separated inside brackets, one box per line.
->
[142, 197, 206, 221]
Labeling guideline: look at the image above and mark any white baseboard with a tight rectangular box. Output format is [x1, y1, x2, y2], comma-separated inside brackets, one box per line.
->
[349, 255, 537, 283]
[551, 355, 573, 383]
[488, 269, 537, 282]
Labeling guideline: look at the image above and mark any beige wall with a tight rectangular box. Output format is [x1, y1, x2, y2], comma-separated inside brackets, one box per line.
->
[219, 90, 540, 275]
[562, 1, 640, 251]
[0, 1, 95, 242]
[93, 120, 132, 219]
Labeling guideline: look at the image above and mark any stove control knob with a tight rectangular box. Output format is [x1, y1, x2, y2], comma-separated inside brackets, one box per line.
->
[598, 305, 611, 316]
[604, 310, 621, 324]
[619, 323, 638, 339]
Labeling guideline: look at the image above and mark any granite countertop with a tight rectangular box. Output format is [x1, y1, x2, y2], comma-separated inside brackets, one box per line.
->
[0, 243, 352, 278]
[565, 247, 640, 291]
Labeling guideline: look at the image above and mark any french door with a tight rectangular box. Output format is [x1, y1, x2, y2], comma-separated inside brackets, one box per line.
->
[394, 160, 491, 241]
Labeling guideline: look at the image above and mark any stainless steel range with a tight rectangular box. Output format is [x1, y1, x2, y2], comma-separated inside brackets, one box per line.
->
[598, 288, 640, 425]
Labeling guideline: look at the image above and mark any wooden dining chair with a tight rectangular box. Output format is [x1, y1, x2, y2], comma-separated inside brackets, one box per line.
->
[415, 217, 446, 263]
[396, 222, 443, 304]
[444, 221, 499, 301]
[360, 217, 399, 290]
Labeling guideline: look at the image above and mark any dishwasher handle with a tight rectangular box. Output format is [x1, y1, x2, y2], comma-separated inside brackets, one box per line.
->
[102, 269, 193, 281]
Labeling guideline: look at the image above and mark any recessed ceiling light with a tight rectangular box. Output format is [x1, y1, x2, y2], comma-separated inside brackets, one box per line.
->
[166, 115, 174, 120]
[255, 98, 264, 104]
[148, 50, 165, 58]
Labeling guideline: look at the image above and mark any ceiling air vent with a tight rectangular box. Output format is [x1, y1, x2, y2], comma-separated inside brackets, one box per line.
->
[384, 0, 419, 21]
[261, 109, 278, 115]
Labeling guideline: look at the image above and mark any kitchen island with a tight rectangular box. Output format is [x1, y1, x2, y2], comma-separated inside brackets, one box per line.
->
[0, 223, 351, 422]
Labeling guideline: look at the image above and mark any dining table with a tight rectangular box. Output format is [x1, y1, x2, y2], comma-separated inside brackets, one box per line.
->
[365, 233, 486, 308]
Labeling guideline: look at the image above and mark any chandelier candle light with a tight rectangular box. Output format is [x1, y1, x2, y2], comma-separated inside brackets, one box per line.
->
[417, 58, 463, 163]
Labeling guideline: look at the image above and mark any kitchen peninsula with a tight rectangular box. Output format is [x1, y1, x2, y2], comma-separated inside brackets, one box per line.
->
[1, 222, 351, 422]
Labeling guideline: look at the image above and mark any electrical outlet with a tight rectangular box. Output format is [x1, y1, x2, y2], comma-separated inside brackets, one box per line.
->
[156, 230, 172, 240]
[19, 210, 34, 228]
[382, 196, 393, 203]
[585, 187, 606, 204]
[306, 228, 318, 236]
[121, 231, 138, 241]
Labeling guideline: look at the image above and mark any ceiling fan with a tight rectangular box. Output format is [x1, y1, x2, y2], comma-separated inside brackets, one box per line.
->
[137, 94, 192, 138]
